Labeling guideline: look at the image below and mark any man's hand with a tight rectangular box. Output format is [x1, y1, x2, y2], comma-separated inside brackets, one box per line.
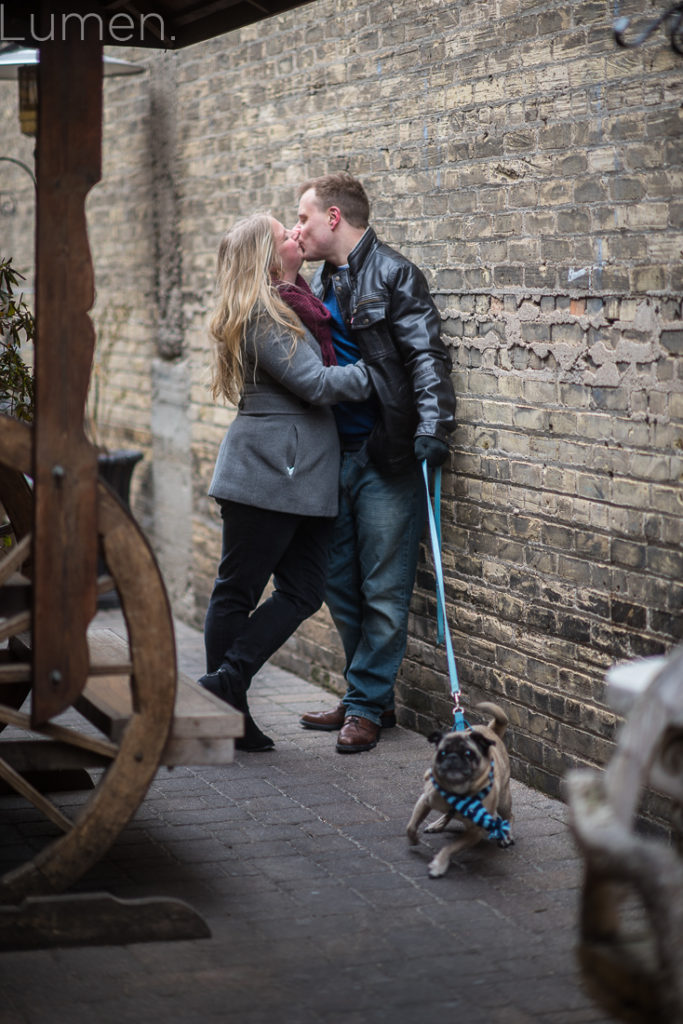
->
[414, 436, 449, 467]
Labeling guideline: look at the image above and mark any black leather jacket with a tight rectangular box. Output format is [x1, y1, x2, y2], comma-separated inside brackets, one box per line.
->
[312, 227, 456, 475]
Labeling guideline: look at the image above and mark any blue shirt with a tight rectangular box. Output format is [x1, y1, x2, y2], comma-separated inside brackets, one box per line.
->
[324, 274, 378, 444]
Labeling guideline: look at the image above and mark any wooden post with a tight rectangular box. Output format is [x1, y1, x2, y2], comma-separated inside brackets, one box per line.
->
[32, 13, 102, 725]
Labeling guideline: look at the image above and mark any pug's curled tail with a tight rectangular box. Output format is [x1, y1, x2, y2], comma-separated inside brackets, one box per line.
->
[475, 701, 508, 738]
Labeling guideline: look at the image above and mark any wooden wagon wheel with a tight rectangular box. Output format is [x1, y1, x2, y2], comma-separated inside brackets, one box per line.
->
[0, 416, 177, 904]
[0, 459, 33, 727]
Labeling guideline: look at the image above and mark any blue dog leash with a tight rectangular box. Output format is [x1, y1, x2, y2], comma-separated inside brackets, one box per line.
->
[433, 466, 444, 645]
[421, 460, 467, 732]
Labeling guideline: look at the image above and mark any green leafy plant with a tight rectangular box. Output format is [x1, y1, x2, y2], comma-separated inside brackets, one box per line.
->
[0, 256, 34, 423]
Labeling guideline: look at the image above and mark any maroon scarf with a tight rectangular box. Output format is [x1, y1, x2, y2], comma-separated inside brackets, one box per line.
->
[277, 275, 337, 366]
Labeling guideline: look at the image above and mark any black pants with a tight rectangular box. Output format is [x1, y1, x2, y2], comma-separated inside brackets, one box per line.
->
[203, 500, 334, 691]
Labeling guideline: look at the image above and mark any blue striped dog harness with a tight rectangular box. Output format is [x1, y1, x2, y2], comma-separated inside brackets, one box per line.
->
[429, 761, 513, 847]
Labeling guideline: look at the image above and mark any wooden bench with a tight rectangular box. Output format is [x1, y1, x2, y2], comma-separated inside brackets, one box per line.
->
[78, 627, 243, 766]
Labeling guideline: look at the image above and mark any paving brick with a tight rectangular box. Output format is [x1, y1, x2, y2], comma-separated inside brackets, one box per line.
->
[1, 611, 624, 1023]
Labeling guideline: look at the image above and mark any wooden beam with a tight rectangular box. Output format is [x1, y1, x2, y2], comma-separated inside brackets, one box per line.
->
[0, 892, 210, 948]
[0, 706, 118, 759]
[32, 15, 103, 725]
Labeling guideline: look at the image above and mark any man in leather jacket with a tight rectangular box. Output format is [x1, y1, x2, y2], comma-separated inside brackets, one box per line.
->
[294, 172, 456, 753]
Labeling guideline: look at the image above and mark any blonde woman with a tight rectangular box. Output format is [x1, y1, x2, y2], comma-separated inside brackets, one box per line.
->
[200, 213, 373, 751]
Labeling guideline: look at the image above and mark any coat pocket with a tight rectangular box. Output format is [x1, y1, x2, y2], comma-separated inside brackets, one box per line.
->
[349, 298, 394, 361]
[285, 423, 299, 477]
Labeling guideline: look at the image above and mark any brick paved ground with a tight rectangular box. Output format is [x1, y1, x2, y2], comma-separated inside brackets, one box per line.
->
[1, 612, 620, 1024]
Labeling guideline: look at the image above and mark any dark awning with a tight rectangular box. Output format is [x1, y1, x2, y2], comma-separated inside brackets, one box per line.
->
[0, 1, 315, 50]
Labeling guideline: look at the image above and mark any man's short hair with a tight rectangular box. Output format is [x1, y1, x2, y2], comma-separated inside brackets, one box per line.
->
[299, 172, 370, 229]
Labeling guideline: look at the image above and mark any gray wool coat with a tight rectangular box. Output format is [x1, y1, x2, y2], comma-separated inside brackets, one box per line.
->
[209, 316, 372, 517]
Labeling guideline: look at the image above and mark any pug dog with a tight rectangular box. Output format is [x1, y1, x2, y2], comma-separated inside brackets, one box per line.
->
[406, 702, 514, 878]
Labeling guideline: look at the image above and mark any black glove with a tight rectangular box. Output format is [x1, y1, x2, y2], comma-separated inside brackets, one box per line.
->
[414, 436, 449, 467]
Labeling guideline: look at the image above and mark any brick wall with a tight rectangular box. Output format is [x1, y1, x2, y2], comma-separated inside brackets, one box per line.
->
[1, 0, 681, 810]
[407, 290, 682, 806]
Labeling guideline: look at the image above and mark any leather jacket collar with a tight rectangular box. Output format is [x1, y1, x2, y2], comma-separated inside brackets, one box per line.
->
[319, 227, 377, 288]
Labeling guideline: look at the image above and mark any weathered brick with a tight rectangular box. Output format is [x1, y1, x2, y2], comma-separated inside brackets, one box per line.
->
[611, 539, 646, 570]
[661, 330, 683, 355]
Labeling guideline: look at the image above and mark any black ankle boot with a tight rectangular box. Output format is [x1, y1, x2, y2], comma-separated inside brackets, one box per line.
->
[237, 712, 275, 752]
[199, 671, 274, 752]
[198, 668, 246, 709]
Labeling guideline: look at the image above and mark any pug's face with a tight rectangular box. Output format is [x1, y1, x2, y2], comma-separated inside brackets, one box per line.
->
[429, 730, 494, 795]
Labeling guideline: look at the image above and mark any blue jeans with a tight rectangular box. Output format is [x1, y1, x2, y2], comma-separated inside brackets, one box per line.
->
[325, 449, 427, 726]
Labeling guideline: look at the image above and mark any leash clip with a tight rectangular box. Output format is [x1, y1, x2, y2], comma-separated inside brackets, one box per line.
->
[452, 692, 467, 732]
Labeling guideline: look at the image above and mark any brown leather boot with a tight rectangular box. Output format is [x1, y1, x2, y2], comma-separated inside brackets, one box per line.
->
[300, 703, 396, 731]
[336, 715, 380, 753]
[299, 702, 346, 730]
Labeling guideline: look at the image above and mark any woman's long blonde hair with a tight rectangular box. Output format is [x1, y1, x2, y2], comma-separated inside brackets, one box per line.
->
[208, 213, 304, 404]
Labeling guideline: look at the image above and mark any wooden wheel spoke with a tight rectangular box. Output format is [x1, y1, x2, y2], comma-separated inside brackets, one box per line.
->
[0, 611, 31, 644]
[0, 663, 31, 684]
[0, 533, 32, 586]
[0, 755, 73, 832]
[0, 705, 118, 760]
